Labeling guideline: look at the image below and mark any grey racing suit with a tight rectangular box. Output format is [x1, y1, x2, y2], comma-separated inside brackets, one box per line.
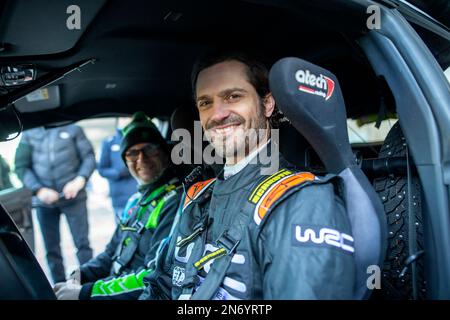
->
[139, 153, 355, 300]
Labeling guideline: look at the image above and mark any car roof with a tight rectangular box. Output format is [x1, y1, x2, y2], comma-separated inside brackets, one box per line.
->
[0, 0, 448, 130]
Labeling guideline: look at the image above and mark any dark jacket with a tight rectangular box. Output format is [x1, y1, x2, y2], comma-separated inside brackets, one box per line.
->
[78, 167, 183, 300]
[98, 129, 137, 209]
[0, 156, 13, 191]
[139, 149, 355, 300]
[14, 125, 95, 206]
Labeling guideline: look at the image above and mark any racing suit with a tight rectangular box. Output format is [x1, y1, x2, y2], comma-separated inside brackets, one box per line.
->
[139, 145, 355, 300]
[77, 167, 183, 300]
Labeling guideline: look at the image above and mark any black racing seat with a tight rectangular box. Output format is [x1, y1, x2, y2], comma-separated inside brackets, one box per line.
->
[278, 121, 324, 173]
[269, 57, 388, 299]
[170, 107, 222, 179]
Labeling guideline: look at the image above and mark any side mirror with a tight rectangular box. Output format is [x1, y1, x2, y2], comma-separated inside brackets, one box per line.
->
[0, 104, 22, 141]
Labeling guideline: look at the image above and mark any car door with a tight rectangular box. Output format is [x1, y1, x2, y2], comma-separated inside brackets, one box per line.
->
[0, 175, 55, 299]
[0, 187, 34, 250]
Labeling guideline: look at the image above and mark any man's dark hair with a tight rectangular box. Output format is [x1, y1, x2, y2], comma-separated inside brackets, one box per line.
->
[191, 50, 270, 100]
[191, 50, 284, 128]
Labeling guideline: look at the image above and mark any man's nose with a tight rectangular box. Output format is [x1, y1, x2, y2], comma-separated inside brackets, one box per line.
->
[209, 100, 231, 123]
[136, 150, 146, 162]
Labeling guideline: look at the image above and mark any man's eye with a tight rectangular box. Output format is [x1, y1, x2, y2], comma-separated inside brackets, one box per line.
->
[198, 100, 211, 108]
[227, 94, 241, 102]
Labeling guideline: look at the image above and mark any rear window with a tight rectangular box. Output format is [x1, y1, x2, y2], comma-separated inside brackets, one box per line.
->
[347, 118, 398, 144]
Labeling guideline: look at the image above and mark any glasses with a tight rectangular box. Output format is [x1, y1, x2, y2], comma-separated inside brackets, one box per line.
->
[125, 144, 159, 162]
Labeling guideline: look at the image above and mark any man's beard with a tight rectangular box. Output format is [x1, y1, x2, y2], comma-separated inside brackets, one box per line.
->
[205, 101, 269, 161]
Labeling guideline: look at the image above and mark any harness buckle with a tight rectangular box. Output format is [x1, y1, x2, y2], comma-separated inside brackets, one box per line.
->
[216, 230, 240, 255]
[132, 220, 145, 234]
[112, 260, 123, 275]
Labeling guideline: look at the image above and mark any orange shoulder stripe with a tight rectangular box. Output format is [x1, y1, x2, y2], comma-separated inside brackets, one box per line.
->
[254, 172, 315, 225]
[183, 178, 216, 210]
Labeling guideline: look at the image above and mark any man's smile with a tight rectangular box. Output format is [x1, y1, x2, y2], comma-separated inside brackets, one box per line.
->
[209, 122, 242, 136]
[137, 164, 152, 173]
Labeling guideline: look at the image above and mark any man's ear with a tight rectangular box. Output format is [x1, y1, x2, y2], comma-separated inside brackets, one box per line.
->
[263, 93, 276, 118]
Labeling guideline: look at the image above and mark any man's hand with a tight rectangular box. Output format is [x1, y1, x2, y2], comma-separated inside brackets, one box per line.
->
[36, 188, 60, 205]
[53, 281, 82, 300]
[62, 176, 86, 199]
[67, 268, 81, 284]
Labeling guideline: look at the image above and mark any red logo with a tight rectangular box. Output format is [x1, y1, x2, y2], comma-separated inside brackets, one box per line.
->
[295, 69, 335, 101]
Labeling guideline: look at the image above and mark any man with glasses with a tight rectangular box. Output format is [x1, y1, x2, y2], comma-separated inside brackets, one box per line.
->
[54, 111, 184, 300]
[98, 117, 138, 224]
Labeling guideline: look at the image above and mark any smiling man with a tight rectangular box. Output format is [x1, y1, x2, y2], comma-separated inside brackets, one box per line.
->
[139, 51, 356, 300]
[199, 61, 271, 161]
[54, 111, 183, 300]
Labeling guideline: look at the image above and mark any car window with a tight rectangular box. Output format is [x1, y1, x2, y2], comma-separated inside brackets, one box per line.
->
[0, 116, 170, 194]
[0, 137, 23, 191]
[347, 118, 398, 144]
[77, 116, 169, 157]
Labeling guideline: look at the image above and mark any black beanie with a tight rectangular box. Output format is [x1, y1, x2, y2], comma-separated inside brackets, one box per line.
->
[120, 111, 168, 164]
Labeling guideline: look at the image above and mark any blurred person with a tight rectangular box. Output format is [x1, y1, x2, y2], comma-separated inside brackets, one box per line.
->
[53, 112, 183, 300]
[98, 117, 138, 223]
[15, 124, 95, 283]
[0, 155, 13, 191]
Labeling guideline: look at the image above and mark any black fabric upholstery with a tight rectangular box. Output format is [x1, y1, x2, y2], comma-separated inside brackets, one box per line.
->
[269, 57, 387, 299]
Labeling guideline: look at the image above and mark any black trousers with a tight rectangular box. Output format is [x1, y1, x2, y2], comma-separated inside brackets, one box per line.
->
[36, 200, 93, 283]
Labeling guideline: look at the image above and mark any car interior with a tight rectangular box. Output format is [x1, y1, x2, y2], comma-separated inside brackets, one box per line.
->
[0, 0, 449, 299]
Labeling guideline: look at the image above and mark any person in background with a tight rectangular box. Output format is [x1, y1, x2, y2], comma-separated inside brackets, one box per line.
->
[15, 124, 95, 284]
[53, 112, 183, 300]
[98, 117, 138, 223]
[0, 155, 13, 191]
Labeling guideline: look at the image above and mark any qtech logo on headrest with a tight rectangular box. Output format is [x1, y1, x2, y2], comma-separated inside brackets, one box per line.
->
[295, 69, 335, 101]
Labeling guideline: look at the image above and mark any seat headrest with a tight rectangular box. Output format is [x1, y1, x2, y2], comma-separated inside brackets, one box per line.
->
[170, 106, 222, 173]
[170, 106, 199, 134]
[269, 57, 355, 174]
